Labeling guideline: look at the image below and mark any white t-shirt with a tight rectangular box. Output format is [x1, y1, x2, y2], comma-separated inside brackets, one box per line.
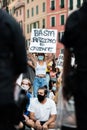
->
[28, 98, 57, 121]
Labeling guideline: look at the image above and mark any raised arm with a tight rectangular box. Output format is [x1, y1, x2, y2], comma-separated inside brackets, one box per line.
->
[45, 53, 54, 64]
[27, 53, 37, 67]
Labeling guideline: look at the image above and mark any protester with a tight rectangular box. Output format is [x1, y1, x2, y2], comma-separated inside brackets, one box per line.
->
[21, 78, 32, 116]
[16, 78, 34, 130]
[28, 53, 53, 97]
[61, 1, 87, 130]
[28, 86, 57, 130]
[0, 9, 27, 130]
[50, 59, 57, 83]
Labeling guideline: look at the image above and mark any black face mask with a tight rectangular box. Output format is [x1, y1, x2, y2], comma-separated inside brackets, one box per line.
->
[37, 94, 45, 102]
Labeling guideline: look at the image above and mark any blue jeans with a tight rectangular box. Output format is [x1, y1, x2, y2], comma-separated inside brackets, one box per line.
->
[33, 77, 47, 97]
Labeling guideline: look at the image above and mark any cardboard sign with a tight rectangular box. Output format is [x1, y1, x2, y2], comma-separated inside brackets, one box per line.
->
[29, 28, 57, 53]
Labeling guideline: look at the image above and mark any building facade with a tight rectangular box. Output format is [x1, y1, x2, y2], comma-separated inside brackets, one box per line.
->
[47, 0, 68, 56]
[25, 0, 47, 49]
[1, 0, 86, 57]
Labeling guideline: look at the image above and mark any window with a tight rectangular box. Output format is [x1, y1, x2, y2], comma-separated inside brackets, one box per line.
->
[33, 22, 36, 28]
[30, 24, 33, 32]
[50, 0, 55, 10]
[12, 6, 15, 14]
[27, 24, 29, 33]
[33, 22, 39, 28]
[2, 0, 7, 7]
[36, 21, 39, 28]
[60, 48, 64, 54]
[77, 0, 81, 8]
[69, 0, 73, 10]
[60, 0, 64, 8]
[26, 39, 30, 48]
[27, 9, 29, 18]
[31, 8, 34, 16]
[19, 21, 22, 28]
[42, 19, 45, 28]
[16, 10, 18, 16]
[36, 5, 38, 15]
[51, 17, 55, 27]
[27, 0, 29, 3]
[58, 32, 64, 42]
[61, 15, 64, 25]
[19, 9, 21, 15]
[30, 21, 39, 32]
[42, 2, 45, 12]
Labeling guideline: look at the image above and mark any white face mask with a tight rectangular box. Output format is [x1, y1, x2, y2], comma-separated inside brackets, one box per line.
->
[21, 85, 29, 91]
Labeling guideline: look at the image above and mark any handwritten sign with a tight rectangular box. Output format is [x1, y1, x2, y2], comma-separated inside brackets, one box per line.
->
[29, 29, 57, 53]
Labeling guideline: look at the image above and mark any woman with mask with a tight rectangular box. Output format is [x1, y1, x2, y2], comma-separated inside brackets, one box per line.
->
[28, 53, 53, 97]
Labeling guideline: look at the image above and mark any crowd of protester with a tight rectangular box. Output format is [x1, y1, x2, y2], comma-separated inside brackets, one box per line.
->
[15, 52, 63, 130]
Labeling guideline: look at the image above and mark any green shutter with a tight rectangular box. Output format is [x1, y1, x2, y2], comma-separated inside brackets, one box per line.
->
[61, 15, 64, 25]
[52, 17, 55, 26]
[36, 6, 38, 14]
[61, 0, 64, 8]
[77, 0, 81, 8]
[43, 2, 45, 12]
[70, 0, 73, 10]
[51, 0, 55, 10]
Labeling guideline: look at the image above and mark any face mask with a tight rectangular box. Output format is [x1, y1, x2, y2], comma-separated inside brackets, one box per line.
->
[21, 85, 29, 91]
[38, 56, 44, 61]
[52, 86, 56, 91]
[37, 94, 45, 102]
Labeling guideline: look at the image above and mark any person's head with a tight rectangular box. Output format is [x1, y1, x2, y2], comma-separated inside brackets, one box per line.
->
[56, 67, 60, 73]
[21, 78, 31, 91]
[37, 86, 47, 102]
[37, 53, 45, 61]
